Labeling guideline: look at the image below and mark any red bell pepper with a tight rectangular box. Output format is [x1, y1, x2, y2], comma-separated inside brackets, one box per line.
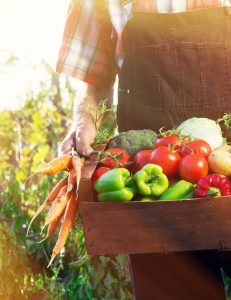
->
[91, 167, 110, 186]
[194, 174, 231, 198]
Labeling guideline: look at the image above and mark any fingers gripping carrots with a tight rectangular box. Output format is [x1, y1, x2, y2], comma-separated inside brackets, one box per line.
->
[27, 153, 83, 266]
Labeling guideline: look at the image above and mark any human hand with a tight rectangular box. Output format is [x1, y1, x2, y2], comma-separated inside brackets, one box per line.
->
[58, 111, 97, 157]
[58, 82, 113, 157]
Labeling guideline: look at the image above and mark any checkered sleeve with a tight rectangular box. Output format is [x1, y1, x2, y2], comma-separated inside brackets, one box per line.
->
[56, 0, 117, 87]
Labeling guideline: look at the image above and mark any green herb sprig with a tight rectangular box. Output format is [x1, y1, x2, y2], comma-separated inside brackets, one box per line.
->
[88, 99, 116, 147]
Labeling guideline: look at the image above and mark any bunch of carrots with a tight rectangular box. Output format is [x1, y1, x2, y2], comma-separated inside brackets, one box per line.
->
[26, 100, 113, 267]
[27, 153, 84, 267]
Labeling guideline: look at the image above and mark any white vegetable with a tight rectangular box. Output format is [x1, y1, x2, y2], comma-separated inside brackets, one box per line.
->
[208, 144, 231, 176]
[177, 118, 223, 150]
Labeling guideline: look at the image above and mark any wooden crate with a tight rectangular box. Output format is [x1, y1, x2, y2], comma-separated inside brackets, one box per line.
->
[78, 146, 231, 256]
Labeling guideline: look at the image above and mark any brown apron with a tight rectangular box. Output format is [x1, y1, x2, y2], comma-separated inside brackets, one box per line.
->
[117, 7, 231, 132]
[117, 7, 231, 300]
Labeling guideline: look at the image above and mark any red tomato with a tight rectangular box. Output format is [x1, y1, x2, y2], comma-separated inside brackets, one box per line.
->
[98, 148, 131, 169]
[91, 167, 110, 186]
[155, 135, 180, 149]
[134, 150, 152, 171]
[179, 154, 208, 183]
[180, 139, 211, 158]
[150, 146, 181, 177]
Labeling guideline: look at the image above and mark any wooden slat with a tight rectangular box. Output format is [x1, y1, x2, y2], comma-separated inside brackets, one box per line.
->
[79, 197, 231, 255]
[81, 144, 106, 180]
[78, 143, 106, 203]
[78, 179, 95, 202]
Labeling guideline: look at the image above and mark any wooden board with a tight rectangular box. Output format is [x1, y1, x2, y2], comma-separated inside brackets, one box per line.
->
[80, 197, 231, 256]
[78, 143, 106, 203]
[79, 145, 231, 256]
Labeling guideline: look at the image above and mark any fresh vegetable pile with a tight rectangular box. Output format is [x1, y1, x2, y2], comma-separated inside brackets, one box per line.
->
[27, 100, 113, 267]
[28, 111, 231, 266]
[92, 117, 231, 202]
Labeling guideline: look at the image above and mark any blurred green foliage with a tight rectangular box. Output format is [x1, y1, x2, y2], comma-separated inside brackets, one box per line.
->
[0, 61, 132, 299]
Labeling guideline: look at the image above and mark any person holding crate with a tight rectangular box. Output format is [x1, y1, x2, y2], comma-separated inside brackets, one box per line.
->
[57, 1, 231, 299]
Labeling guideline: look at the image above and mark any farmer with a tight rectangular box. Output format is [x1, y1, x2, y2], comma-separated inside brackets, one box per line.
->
[57, 1, 231, 299]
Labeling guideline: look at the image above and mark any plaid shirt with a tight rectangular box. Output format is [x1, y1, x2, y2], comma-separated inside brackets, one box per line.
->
[56, 0, 229, 87]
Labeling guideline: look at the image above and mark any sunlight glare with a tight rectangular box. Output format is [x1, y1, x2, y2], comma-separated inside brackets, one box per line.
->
[0, 0, 70, 110]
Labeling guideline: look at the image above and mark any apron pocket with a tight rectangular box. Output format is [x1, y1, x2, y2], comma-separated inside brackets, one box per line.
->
[176, 42, 231, 110]
[136, 43, 179, 110]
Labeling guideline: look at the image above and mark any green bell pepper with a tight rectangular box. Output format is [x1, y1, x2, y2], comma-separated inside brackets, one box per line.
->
[94, 168, 136, 202]
[140, 197, 156, 202]
[134, 164, 169, 197]
[159, 180, 194, 200]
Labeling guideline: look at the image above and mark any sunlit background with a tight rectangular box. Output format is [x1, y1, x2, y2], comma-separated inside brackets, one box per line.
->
[1, 2, 231, 299]
[0, 3, 128, 299]
[0, 0, 69, 110]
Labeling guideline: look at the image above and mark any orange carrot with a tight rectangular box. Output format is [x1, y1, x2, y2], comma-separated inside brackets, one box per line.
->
[34, 154, 72, 175]
[38, 207, 65, 243]
[47, 209, 65, 237]
[67, 167, 77, 193]
[47, 189, 78, 267]
[72, 156, 84, 190]
[44, 185, 68, 226]
[27, 177, 68, 236]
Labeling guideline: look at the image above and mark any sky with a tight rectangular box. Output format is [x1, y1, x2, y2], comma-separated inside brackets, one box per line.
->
[0, 0, 70, 110]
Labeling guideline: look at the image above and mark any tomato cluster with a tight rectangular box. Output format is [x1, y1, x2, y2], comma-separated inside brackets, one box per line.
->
[91, 134, 212, 185]
[91, 147, 132, 185]
[151, 134, 211, 183]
